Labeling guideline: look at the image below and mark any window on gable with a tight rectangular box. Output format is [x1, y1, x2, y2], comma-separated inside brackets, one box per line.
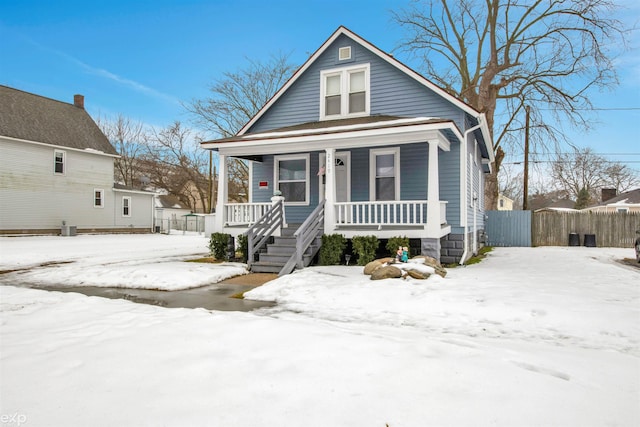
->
[94, 189, 104, 208]
[54, 150, 65, 175]
[123, 196, 131, 217]
[275, 155, 309, 205]
[370, 148, 399, 201]
[339, 46, 351, 60]
[320, 64, 370, 120]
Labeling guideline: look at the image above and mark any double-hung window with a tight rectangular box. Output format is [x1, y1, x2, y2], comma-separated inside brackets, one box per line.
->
[94, 189, 104, 208]
[54, 150, 65, 175]
[275, 154, 309, 205]
[370, 148, 400, 201]
[320, 64, 370, 120]
[122, 196, 131, 217]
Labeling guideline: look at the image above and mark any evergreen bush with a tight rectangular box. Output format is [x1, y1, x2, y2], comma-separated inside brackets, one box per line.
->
[319, 234, 346, 265]
[237, 234, 248, 263]
[386, 236, 410, 257]
[209, 232, 231, 261]
[351, 235, 379, 265]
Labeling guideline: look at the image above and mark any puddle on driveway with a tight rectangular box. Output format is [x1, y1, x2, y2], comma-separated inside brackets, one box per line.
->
[17, 278, 276, 312]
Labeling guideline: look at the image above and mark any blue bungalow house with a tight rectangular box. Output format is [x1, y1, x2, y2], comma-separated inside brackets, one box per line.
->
[201, 26, 494, 273]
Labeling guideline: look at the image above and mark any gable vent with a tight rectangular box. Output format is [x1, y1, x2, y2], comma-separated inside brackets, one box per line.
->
[339, 46, 351, 60]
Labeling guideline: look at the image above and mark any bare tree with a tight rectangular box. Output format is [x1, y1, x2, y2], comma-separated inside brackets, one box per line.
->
[97, 114, 149, 188]
[550, 147, 639, 202]
[393, 0, 628, 209]
[185, 53, 297, 205]
[145, 122, 210, 212]
[186, 53, 296, 138]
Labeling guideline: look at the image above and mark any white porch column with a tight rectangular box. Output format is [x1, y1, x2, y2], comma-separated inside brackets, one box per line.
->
[426, 140, 441, 236]
[323, 147, 336, 234]
[215, 153, 228, 232]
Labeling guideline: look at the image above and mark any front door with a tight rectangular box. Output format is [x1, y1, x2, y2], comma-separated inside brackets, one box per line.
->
[319, 152, 350, 202]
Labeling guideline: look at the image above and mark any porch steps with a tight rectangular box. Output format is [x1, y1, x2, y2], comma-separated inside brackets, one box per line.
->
[250, 224, 320, 274]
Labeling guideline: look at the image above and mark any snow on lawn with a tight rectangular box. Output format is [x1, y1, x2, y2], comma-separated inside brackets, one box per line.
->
[1, 235, 639, 426]
[0, 234, 247, 290]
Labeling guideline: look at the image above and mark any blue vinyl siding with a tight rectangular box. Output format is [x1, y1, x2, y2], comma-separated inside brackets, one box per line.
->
[251, 153, 320, 224]
[248, 34, 465, 133]
[241, 31, 490, 233]
[251, 143, 464, 228]
[350, 147, 369, 202]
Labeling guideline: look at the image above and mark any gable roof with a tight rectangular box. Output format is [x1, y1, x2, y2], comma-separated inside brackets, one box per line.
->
[591, 188, 640, 207]
[0, 85, 117, 155]
[238, 26, 490, 140]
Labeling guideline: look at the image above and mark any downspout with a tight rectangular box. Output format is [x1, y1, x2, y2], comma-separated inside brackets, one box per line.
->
[459, 121, 484, 265]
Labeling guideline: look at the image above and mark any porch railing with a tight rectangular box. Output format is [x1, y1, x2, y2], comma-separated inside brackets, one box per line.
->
[279, 200, 325, 276]
[245, 199, 284, 269]
[225, 202, 272, 226]
[334, 200, 447, 226]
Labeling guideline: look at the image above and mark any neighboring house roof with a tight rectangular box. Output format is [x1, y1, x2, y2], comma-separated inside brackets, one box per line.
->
[583, 188, 640, 210]
[0, 85, 117, 155]
[155, 195, 190, 210]
[113, 183, 156, 195]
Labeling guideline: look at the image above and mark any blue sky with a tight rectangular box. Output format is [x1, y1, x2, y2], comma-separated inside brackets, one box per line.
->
[1, 0, 639, 173]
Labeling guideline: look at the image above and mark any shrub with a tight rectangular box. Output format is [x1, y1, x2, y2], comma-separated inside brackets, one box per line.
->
[209, 232, 231, 261]
[351, 235, 379, 265]
[386, 236, 410, 258]
[237, 234, 248, 263]
[319, 234, 346, 265]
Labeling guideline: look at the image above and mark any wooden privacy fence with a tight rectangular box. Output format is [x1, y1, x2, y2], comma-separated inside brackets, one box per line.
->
[486, 210, 640, 248]
[532, 211, 640, 247]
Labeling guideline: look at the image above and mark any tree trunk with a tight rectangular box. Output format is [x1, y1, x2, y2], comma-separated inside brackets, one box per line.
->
[484, 147, 504, 210]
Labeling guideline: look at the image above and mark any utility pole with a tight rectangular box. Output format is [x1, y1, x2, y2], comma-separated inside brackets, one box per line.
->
[523, 105, 530, 210]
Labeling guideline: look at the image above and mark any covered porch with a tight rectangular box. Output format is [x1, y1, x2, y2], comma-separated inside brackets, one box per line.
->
[203, 116, 460, 241]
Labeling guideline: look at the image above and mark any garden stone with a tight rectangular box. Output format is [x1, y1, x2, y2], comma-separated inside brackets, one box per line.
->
[410, 255, 447, 278]
[370, 265, 402, 280]
[363, 260, 384, 275]
[406, 269, 431, 280]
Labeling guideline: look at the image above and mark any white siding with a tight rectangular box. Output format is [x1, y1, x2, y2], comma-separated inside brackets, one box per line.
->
[0, 137, 118, 231]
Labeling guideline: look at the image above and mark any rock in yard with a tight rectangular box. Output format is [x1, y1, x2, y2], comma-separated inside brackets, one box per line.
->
[363, 260, 384, 275]
[370, 265, 403, 280]
[406, 269, 431, 280]
[410, 255, 447, 278]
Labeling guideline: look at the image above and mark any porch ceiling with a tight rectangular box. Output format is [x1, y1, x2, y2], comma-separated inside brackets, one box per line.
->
[201, 116, 457, 156]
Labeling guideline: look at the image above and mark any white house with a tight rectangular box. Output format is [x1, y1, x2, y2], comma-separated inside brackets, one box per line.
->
[0, 85, 155, 234]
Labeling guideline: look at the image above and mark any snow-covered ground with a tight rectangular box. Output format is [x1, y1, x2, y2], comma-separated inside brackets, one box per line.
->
[0, 234, 247, 290]
[1, 234, 638, 427]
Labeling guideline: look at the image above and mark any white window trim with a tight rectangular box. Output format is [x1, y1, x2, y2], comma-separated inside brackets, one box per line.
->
[54, 149, 66, 175]
[274, 154, 310, 206]
[369, 147, 400, 201]
[319, 63, 370, 121]
[122, 196, 132, 217]
[94, 189, 105, 208]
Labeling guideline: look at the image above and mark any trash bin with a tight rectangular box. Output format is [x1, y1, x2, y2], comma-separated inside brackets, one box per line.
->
[568, 233, 580, 246]
[155, 226, 160, 233]
[584, 234, 596, 247]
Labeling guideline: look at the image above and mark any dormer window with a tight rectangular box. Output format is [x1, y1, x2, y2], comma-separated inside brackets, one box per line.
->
[320, 64, 370, 120]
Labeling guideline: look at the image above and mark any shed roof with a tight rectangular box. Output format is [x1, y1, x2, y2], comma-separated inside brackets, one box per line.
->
[0, 85, 117, 155]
